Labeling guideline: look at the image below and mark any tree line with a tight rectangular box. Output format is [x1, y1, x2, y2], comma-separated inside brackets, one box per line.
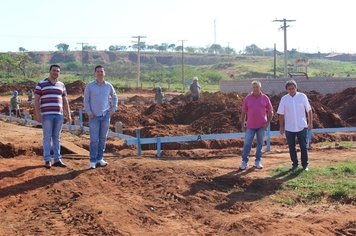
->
[18, 42, 309, 58]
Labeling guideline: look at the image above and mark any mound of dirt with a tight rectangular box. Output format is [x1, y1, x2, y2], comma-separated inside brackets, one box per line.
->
[321, 87, 356, 125]
[0, 81, 37, 95]
[70, 95, 83, 105]
[127, 95, 150, 105]
[1, 82, 355, 153]
[66, 80, 86, 95]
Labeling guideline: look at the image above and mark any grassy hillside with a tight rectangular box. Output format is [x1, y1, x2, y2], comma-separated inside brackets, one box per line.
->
[1, 51, 356, 92]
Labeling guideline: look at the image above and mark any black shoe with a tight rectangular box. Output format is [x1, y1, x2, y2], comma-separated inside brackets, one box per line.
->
[288, 165, 298, 171]
[45, 161, 52, 169]
[53, 160, 67, 167]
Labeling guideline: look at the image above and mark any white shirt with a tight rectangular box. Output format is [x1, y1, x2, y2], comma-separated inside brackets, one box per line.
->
[277, 92, 311, 132]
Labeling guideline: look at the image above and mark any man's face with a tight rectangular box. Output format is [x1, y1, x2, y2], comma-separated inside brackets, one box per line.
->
[95, 67, 105, 79]
[252, 83, 261, 94]
[49, 67, 60, 79]
[287, 84, 297, 96]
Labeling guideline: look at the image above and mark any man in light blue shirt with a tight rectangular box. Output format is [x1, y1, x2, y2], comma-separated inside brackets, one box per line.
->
[84, 65, 118, 169]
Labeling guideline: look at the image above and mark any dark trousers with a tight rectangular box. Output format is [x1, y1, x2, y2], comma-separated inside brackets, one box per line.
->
[285, 128, 308, 168]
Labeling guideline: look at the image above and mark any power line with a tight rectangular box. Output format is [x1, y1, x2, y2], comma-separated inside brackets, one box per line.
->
[273, 18, 296, 79]
[132, 36, 146, 88]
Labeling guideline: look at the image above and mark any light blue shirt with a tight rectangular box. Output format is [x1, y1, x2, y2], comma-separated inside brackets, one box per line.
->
[84, 80, 118, 116]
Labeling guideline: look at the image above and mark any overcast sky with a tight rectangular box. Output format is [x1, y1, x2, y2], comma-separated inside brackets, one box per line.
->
[1, 0, 355, 53]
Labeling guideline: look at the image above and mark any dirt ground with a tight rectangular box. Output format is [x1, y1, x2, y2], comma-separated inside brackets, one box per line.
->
[0, 81, 356, 235]
[0, 121, 355, 235]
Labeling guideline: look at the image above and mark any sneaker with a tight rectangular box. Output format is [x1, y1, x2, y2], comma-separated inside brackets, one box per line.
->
[96, 159, 108, 167]
[45, 161, 52, 169]
[303, 166, 309, 171]
[254, 160, 263, 169]
[288, 165, 298, 171]
[53, 160, 67, 167]
[239, 161, 248, 170]
[89, 162, 96, 169]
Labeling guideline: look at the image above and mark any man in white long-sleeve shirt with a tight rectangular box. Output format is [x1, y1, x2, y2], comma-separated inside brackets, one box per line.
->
[277, 80, 313, 171]
[84, 65, 118, 169]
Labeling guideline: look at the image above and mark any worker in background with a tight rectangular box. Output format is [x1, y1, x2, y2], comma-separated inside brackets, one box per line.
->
[10, 90, 21, 117]
[190, 77, 201, 101]
[27, 89, 33, 103]
[154, 86, 164, 105]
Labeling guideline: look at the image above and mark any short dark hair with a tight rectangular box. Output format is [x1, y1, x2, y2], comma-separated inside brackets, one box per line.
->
[49, 64, 60, 71]
[95, 65, 104, 72]
[285, 79, 297, 89]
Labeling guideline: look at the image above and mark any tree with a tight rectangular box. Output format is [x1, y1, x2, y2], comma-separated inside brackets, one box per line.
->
[197, 47, 208, 53]
[83, 45, 96, 51]
[55, 43, 70, 51]
[245, 44, 263, 55]
[224, 47, 236, 54]
[15, 53, 32, 77]
[109, 45, 127, 51]
[175, 46, 183, 52]
[131, 42, 145, 51]
[168, 44, 176, 51]
[158, 43, 168, 52]
[209, 44, 223, 54]
[19, 47, 27, 52]
[289, 48, 303, 58]
[157, 43, 168, 52]
[185, 47, 196, 53]
[0, 54, 17, 77]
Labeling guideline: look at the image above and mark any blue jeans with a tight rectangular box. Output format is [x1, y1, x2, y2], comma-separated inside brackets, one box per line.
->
[42, 114, 64, 162]
[285, 128, 309, 168]
[241, 128, 265, 163]
[89, 112, 110, 163]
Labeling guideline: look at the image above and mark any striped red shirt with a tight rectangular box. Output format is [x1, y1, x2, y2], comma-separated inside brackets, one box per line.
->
[34, 78, 67, 115]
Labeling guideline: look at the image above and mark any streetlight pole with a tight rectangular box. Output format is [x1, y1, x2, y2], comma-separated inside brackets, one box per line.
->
[132, 36, 146, 88]
[76, 42, 88, 66]
[273, 18, 295, 79]
[77, 42, 88, 79]
[178, 40, 187, 92]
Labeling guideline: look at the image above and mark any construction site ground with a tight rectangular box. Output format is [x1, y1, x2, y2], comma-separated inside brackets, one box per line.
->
[0, 81, 355, 235]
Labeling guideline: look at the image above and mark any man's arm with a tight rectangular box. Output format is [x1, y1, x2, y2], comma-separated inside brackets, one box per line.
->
[110, 85, 118, 115]
[241, 111, 247, 131]
[264, 110, 273, 129]
[83, 85, 94, 119]
[63, 96, 72, 124]
[307, 110, 313, 130]
[34, 94, 42, 123]
[278, 114, 285, 135]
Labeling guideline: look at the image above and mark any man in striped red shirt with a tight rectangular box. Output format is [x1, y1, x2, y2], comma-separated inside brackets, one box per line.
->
[34, 64, 72, 169]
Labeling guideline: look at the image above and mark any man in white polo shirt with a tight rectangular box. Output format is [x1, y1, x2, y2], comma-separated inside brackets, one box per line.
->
[277, 80, 313, 171]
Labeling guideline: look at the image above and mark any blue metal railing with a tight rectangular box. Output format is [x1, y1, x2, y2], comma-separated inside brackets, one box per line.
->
[2, 112, 355, 158]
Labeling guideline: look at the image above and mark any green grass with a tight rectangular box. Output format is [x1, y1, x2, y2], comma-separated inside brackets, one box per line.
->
[315, 141, 355, 149]
[274, 198, 296, 205]
[271, 161, 356, 205]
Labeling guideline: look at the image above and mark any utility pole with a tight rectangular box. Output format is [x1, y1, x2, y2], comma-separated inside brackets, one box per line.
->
[274, 43, 277, 79]
[273, 18, 295, 79]
[214, 19, 217, 44]
[178, 40, 187, 92]
[132, 36, 146, 88]
[77, 42, 88, 79]
[76, 42, 88, 66]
